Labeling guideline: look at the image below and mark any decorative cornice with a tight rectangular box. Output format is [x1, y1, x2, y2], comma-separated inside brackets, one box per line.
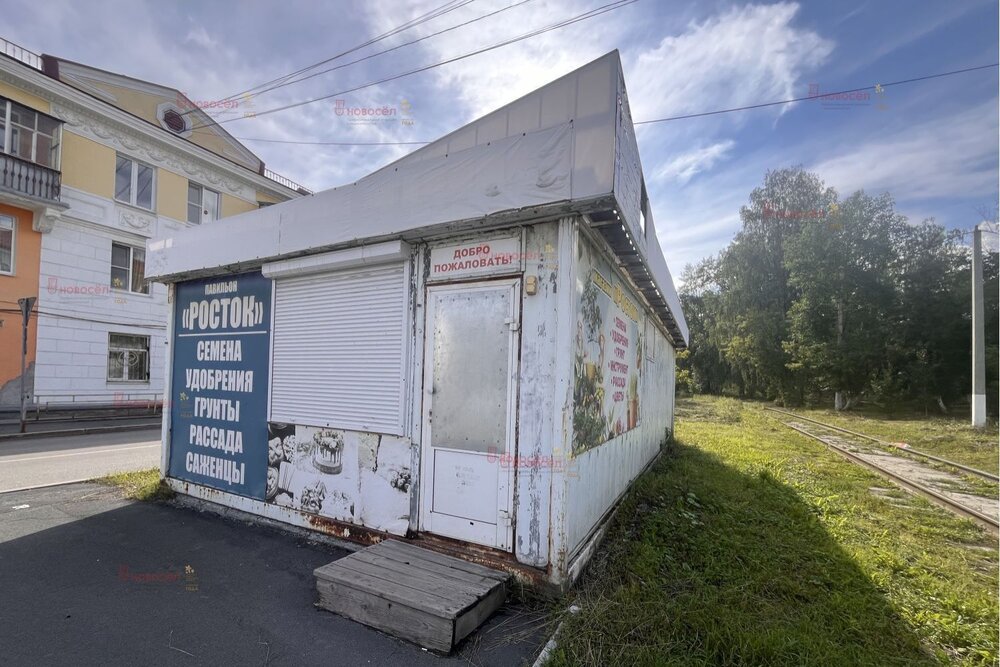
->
[53, 102, 254, 201]
[0, 63, 300, 202]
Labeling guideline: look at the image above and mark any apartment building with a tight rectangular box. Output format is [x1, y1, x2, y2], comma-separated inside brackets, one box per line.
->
[0, 38, 306, 409]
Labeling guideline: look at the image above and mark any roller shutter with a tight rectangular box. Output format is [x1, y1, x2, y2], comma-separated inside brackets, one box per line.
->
[270, 263, 408, 435]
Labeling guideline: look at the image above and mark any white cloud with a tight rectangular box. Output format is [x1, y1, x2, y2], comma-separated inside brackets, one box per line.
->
[653, 140, 735, 184]
[360, 0, 632, 122]
[185, 25, 217, 50]
[809, 99, 999, 200]
[625, 2, 833, 124]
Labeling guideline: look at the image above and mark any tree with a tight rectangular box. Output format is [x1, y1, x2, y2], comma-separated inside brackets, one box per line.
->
[783, 191, 902, 410]
[890, 222, 968, 412]
[676, 167, 1000, 416]
[678, 258, 730, 394]
[715, 168, 835, 403]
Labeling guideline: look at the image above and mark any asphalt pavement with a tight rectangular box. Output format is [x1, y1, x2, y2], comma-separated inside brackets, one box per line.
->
[0, 483, 547, 666]
[0, 429, 162, 493]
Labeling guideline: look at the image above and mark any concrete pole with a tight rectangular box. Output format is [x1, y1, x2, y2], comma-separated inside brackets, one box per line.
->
[971, 226, 986, 428]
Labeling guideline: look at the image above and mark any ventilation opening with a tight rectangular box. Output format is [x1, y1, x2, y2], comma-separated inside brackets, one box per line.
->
[163, 109, 186, 133]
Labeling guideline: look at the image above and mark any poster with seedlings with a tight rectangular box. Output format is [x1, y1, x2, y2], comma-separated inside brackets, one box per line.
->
[572, 236, 643, 455]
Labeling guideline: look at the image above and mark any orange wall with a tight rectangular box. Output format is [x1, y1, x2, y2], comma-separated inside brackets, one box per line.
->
[0, 204, 40, 390]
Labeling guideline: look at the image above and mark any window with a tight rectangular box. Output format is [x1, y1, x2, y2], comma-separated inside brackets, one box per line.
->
[107, 333, 150, 382]
[644, 316, 656, 361]
[110, 242, 149, 294]
[187, 182, 219, 225]
[0, 99, 62, 169]
[0, 215, 14, 274]
[114, 154, 155, 210]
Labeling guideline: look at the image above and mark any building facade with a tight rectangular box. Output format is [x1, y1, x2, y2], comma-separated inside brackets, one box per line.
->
[0, 39, 305, 410]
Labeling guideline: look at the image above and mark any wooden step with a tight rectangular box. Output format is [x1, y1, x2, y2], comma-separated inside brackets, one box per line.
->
[314, 539, 510, 653]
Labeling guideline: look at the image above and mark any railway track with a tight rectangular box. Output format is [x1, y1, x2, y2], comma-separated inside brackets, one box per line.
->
[763, 407, 999, 535]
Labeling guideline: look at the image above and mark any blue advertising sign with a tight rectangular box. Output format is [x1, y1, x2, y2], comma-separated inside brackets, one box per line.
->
[168, 271, 272, 499]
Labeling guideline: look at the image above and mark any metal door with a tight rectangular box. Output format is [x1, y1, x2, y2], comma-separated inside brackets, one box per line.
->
[419, 278, 520, 550]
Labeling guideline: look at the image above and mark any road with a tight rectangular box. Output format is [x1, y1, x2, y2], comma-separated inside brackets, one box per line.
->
[0, 414, 161, 436]
[0, 429, 161, 493]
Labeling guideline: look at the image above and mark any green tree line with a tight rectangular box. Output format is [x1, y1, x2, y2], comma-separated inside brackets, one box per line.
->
[677, 167, 999, 414]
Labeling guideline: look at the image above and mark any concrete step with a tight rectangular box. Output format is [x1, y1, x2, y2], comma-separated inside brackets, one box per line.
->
[314, 538, 510, 653]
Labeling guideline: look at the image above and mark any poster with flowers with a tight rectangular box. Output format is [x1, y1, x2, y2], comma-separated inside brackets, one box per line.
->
[572, 241, 643, 455]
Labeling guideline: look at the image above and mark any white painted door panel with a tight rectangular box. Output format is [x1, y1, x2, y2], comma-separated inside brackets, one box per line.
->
[419, 279, 519, 550]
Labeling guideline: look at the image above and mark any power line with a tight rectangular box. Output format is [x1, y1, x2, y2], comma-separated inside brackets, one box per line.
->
[234, 61, 999, 147]
[634, 63, 999, 125]
[187, 0, 639, 131]
[228, 0, 536, 103]
[180, 0, 478, 116]
[237, 137, 430, 146]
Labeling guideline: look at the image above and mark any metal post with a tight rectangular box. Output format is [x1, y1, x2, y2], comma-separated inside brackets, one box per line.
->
[17, 296, 36, 434]
[971, 226, 986, 428]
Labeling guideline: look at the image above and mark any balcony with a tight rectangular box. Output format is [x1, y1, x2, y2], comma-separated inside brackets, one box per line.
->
[0, 152, 61, 202]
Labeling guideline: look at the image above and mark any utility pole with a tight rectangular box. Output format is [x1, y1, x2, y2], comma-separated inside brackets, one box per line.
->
[17, 296, 36, 434]
[971, 225, 986, 428]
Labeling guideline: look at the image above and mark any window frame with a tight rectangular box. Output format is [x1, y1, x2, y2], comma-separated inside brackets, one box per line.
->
[107, 332, 151, 383]
[0, 214, 15, 275]
[0, 98, 63, 170]
[114, 153, 156, 212]
[187, 181, 220, 225]
[110, 241, 150, 295]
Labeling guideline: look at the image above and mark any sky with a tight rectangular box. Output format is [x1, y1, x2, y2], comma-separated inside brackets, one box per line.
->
[4, 0, 998, 277]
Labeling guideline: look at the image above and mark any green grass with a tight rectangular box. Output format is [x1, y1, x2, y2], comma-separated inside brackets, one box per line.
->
[95, 468, 174, 502]
[549, 396, 998, 666]
[774, 404, 999, 476]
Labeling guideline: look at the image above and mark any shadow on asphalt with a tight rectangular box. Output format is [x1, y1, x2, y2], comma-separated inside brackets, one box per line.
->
[0, 483, 548, 666]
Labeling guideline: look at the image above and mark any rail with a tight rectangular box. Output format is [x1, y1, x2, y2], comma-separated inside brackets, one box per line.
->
[0, 152, 62, 201]
[264, 168, 311, 195]
[25, 392, 164, 415]
[0, 37, 42, 70]
[763, 408, 999, 534]
[763, 407, 998, 482]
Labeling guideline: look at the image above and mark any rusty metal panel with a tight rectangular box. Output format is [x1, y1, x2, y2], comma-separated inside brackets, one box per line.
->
[513, 221, 564, 569]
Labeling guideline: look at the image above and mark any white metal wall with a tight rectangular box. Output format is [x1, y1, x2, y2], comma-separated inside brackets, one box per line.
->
[557, 227, 678, 569]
